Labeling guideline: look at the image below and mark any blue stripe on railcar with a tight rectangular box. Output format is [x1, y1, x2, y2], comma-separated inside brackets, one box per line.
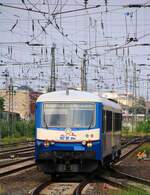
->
[35, 102, 42, 158]
[96, 102, 103, 160]
[35, 102, 42, 128]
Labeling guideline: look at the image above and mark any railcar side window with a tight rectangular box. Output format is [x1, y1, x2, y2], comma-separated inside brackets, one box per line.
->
[114, 113, 122, 131]
[106, 111, 112, 131]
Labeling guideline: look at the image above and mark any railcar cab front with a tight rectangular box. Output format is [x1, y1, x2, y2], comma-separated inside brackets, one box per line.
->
[35, 90, 122, 174]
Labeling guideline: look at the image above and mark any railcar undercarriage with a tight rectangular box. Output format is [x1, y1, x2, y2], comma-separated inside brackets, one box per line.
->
[36, 150, 99, 173]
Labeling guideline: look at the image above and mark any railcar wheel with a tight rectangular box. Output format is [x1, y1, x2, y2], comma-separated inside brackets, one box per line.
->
[103, 155, 112, 168]
[112, 150, 121, 163]
[115, 150, 121, 161]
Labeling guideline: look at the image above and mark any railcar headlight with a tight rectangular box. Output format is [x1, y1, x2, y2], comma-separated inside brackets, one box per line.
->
[43, 140, 49, 147]
[82, 141, 86, 145]
[50, 141, 55, 145]
[87, 142, 92, 147]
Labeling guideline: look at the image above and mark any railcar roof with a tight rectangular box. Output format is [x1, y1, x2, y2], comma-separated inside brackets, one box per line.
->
[36, 90, 121, 110]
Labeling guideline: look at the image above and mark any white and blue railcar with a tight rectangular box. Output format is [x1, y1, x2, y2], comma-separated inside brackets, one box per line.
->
[35, 90, 122, 174]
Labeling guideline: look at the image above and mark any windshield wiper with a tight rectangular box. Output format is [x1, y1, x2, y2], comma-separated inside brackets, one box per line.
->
[43, 111, 48, 129]
[88, 113, 94, 129]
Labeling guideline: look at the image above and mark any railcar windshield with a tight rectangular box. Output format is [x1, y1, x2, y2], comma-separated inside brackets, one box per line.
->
[42, 103, 95, 128]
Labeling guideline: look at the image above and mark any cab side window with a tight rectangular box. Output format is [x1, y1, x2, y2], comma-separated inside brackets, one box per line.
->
[114, 113, 122, 131]
[102, 110, 106, 133]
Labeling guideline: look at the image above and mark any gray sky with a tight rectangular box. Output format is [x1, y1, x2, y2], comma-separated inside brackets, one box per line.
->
[0, 0, 150, 99]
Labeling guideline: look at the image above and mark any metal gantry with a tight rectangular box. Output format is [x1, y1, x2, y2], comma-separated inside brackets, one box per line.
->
[81, 50, 87, 91]
[49, 43, 56, 92]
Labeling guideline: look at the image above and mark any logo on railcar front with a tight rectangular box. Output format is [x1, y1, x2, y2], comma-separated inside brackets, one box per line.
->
[59, 128, 77, 141]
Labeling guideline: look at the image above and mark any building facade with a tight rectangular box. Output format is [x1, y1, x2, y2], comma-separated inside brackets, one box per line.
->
[0, 89, 41, 120]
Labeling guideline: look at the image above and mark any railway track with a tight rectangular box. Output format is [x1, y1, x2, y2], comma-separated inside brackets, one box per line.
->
[0, 141, 34, 148]
[119, 135, 150, 161]
[109, 166, 150, 186]
[120, 142, 144, 160]
[0, 137, 149, 194]
[121, 136, 145, 148]
[31, 174, 130, 195]
[0, 141, 35, 178]
[0, 156, 34, 168]
[31, 179, 52, 195]
[31, 175, 149, 195]
[31, 138, 150, 195]
[0, 158, 36, 178]
[0, 145, 34, 158]
[108, 138, 150, 191]
[0, 145, 34, 154]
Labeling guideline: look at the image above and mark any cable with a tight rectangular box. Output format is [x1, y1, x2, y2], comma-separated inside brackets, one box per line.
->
[0, 3, 101, 16]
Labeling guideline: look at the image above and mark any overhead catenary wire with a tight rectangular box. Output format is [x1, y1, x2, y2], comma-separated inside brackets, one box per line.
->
[0, 1, 150, 97]
[0, 2, 101, 16]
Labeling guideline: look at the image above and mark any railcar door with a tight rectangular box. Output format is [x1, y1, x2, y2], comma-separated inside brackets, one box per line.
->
[105, 110, 113, 155]
[102, 110, 107, 156]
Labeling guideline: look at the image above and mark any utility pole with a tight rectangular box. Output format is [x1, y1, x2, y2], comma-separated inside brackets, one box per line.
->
[8, 80, 11, 134]
[4, 69, 9, 92]
[132, 62, 137, 131]
[125, 59, 128, 112]
[11, 79, 14, 136]
[81, 49, 87, 91]
[3, 70, 9, 121]
[49, 43, 56, 92]
[134, 63, 137, 129]
[131, 61, 134, 132]
[125, 59, 129, 135]
[8, 78, 14, 136]
[146, 74, 150, 118]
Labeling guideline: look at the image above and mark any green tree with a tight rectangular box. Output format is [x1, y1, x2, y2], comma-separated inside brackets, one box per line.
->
[0, 97, 4, 111]
[129, 96, 146, 114]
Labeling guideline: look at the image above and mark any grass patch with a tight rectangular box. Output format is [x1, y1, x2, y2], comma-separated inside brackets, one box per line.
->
[0, 185, 5, 194]
[1, 136, 33, 144]
[121, 131, 150, 137]
[137, 143, 150, 154]
[111, 188, 149, 195]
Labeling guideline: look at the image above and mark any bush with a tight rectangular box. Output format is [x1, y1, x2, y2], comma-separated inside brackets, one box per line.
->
[0, 119, 34, 139]
[136, 118, 150, 133]
[0, 119, 10, 137]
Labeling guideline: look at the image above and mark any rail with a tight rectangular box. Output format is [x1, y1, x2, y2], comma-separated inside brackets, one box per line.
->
[31, 179, 52, 195]
[0, 160, 36, 178]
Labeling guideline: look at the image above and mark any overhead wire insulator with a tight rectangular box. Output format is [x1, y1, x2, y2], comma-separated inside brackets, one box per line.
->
[104, 0, 108, 12]
[84, 0, 88, 8]
[41, 48, 43, 55]
[32, 20, 34, 37]
[10, 19, 18, 32]
[124, 4, 142, 8]
[75, 45, 78, 54]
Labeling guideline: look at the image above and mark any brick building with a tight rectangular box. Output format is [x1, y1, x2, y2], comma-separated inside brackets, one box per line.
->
[0, 89, 42, 120]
